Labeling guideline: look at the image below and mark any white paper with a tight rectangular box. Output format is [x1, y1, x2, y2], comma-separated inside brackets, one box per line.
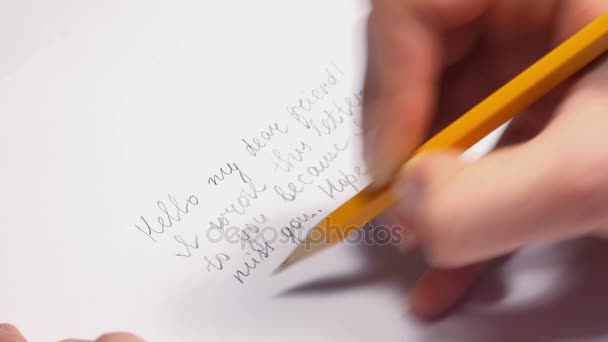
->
[3, 2, 604, 342]
[1, 1, 384, 340]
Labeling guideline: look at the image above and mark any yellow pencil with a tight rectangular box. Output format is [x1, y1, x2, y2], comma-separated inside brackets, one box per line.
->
[274, 13, 608, 274]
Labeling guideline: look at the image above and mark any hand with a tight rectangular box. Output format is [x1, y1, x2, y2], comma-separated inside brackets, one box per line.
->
[363, 0, 608, 320]
[0, 324, 143, 342]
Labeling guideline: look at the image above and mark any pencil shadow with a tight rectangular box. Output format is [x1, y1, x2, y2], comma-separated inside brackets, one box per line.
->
[276, 219, 427, 297]
[275, 216, 608, 342]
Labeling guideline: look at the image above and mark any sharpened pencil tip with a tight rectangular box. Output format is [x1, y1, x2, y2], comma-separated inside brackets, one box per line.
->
[272, 259, 290, 276]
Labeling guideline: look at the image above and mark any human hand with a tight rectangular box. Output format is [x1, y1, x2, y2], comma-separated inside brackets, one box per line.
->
[0, 324, 143, 342]
[363, 0, 608, 320]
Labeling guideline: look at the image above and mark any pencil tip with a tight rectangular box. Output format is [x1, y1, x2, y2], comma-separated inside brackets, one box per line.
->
[272, 259, 289, 276]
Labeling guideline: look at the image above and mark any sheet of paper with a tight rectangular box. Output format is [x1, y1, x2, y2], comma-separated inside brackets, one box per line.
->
[5, 2, 602, 342]
[1, 1, 397, 340]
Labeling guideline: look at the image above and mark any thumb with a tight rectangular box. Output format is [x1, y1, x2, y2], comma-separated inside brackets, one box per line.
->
[393, 141, 600, 268]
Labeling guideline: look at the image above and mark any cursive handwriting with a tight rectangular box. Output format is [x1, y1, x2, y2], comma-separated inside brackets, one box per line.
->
[286, 63, 344, 127]
[174, 234, 199, 257]
[273, 140, 350, 202]
[318, 166, 368, 200]
[232, 237, 276, 284]
[288, 90, 363, 137]
[280, 210, 322, 244]
[271, 140, 313, 173]
[205, 253, 231, 272]
[131, 63, 367, 286]
[208, 162, 251, 186]
[208, 182, 268, 231]
[242, 122, 289, 157]
[134, 194, 200, 242]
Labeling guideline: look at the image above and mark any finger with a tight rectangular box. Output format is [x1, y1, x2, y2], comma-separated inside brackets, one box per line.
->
[0, 324, 26, 342]
[62, 332, 144, 342]
[395, 146, 573, 268]
[399, 24, 608, 268]
[403, 103, 551, 320]
[394, 97, 608, 269]
[95, 332, 144, 342]
[363, 0, 439, 186]
[409, 263, 488, 320]
[363, 0, 495, 186]
[386, 60, 558, 246]
[362, 0, 494, 183]
[362, 0, 607, 188]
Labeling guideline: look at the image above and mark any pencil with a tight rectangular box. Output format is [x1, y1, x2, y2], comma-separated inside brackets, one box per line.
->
[274, 13, 608, 274]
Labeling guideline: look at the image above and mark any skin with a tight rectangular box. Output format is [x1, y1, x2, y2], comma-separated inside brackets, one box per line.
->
[0, 324, 143, 342]
[363, 0, 608, 320]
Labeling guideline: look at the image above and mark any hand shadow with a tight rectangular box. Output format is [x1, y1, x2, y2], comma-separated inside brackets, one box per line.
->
[278, 216, 608, 342]
[420, 238, 608, 342]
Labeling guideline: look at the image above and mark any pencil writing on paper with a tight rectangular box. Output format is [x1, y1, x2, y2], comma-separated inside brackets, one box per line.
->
[130, 62, 367, 284]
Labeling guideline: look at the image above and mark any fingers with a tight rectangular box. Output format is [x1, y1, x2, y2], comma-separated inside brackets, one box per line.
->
[370, 0, 608, 321]
[362, 0, 531, 186]
[0, 325, 142, 342]
[95, 333, 144, 342]
[399, 92, 554, 319]
[364, 0, 494, 185]
[363, 0, 441, 186]
[394, 142, 593, 268]
[61, 332, 144, 342]
[0, 324, 26, 342]
[392, 59, 608, 267]
[362, 0, 606, 188]
[409, 263, 488, 320]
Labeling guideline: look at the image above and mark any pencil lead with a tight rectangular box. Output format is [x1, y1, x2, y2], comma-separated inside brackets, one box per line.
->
[272, 258, 290, 276]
